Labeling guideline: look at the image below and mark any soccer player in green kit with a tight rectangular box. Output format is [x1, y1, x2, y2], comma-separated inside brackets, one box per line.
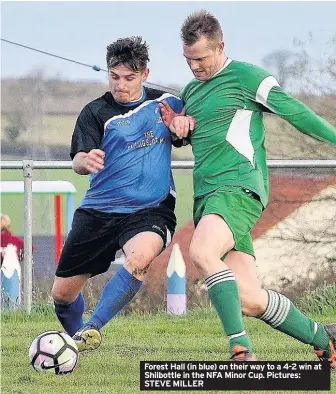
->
[160, 10, 336, 365]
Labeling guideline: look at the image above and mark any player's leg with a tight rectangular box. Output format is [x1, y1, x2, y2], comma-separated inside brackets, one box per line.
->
[225, 251, 335, 367]
[78, 203, 176, 349]
[223, 251, 267, 315]
[190, 188, 262, 360]
[73, 228, 164, 352]
[86, 231, 165, 330]
[51, 207, 90, 336]
[52, 275, 89, 337]
[258, 288, 333, 366]
[73, 230, 163, 353]
[52, 208, 120, 339]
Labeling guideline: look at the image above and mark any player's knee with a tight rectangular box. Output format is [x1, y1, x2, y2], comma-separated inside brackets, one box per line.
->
[51, 285, 78, 304]
[189, 245, 213, 272]
[240, 293, 265, 317]
[124, 252, 155, 278]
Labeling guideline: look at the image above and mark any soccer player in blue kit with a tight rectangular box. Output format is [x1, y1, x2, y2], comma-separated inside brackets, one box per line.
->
[50, 37, 187, 351]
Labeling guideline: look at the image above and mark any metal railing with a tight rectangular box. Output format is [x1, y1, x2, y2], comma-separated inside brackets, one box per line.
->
[2, 159, 336, 170]
[1, 159, 336, 313]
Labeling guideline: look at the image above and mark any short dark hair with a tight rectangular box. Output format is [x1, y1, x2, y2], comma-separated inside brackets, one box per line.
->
[181, 10, 223, 46]
[106, 36, 149, 72]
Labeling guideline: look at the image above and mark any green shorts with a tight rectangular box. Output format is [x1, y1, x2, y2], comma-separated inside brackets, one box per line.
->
[193, 186, 263, 257]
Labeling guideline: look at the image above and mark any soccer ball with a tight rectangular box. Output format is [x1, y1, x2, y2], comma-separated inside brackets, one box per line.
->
[29, 331, 78, 374]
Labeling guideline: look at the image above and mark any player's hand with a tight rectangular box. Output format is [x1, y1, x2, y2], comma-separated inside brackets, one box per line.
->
[159, 101, 180, 128]
[159, 101, 196, 138]
[85, 149, 105, 173]
[170, 114, 196, 138]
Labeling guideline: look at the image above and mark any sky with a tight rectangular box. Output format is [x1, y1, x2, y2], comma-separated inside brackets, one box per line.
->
[1, 1, 336, 88]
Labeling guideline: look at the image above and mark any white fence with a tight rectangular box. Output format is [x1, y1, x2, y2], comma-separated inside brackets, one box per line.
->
[1, 159, 336, 313]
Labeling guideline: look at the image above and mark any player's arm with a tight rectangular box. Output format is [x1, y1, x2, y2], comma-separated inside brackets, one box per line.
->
[73, 150, 105, 175]
[251, 72, 336, 145]
[70, 105, 105, 174]
[159, 100, 195, 144]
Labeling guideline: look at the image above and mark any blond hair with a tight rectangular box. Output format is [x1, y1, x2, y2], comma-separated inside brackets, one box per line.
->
[1, 214, 11, 231]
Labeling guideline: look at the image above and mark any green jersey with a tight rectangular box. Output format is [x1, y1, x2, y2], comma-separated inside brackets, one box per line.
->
[181, 59, 336, 207]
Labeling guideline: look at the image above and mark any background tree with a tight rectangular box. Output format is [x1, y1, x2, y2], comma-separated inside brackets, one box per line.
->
[262, 33, 336, 159]
[262, 50, 297, 89]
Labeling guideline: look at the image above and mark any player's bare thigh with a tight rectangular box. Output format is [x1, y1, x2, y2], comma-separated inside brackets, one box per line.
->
[123, 231, 164, 281]
[189, 214, 234, 278]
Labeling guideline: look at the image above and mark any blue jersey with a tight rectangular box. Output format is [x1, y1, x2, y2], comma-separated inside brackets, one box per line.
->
[70, 88, 184, 213]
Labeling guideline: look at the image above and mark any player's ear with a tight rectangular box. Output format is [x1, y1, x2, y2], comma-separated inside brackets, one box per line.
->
[142, 68, 150, 82]
[217, 41, 224, 55]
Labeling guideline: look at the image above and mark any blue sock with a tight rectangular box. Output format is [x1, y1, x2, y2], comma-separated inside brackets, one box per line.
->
[54, 293, 85, 336]
[88, 267, 142, 330]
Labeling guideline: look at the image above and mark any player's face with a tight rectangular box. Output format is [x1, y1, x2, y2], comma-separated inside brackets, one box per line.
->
[108, 64, 149, 103]
[183, 36, 224, 81]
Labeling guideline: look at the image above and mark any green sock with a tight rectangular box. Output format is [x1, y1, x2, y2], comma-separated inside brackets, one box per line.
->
[259, 290, 330, 351]
[205, 270, 252, 354]
[312, 323, 331, 351]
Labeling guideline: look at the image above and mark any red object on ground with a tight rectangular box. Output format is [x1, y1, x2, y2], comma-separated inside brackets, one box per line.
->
[55, 195, 63, 265]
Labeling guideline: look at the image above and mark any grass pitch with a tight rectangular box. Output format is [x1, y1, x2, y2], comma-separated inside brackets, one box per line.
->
[2, 306, 335, 394]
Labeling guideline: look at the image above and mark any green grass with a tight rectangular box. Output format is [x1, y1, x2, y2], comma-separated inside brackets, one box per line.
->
[1, 307, 335, 394]
[0, 169, 193, 235]
[1, 115, 77, 146]
[297, 284, 336, 316]
[2, 306, 336, 394]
